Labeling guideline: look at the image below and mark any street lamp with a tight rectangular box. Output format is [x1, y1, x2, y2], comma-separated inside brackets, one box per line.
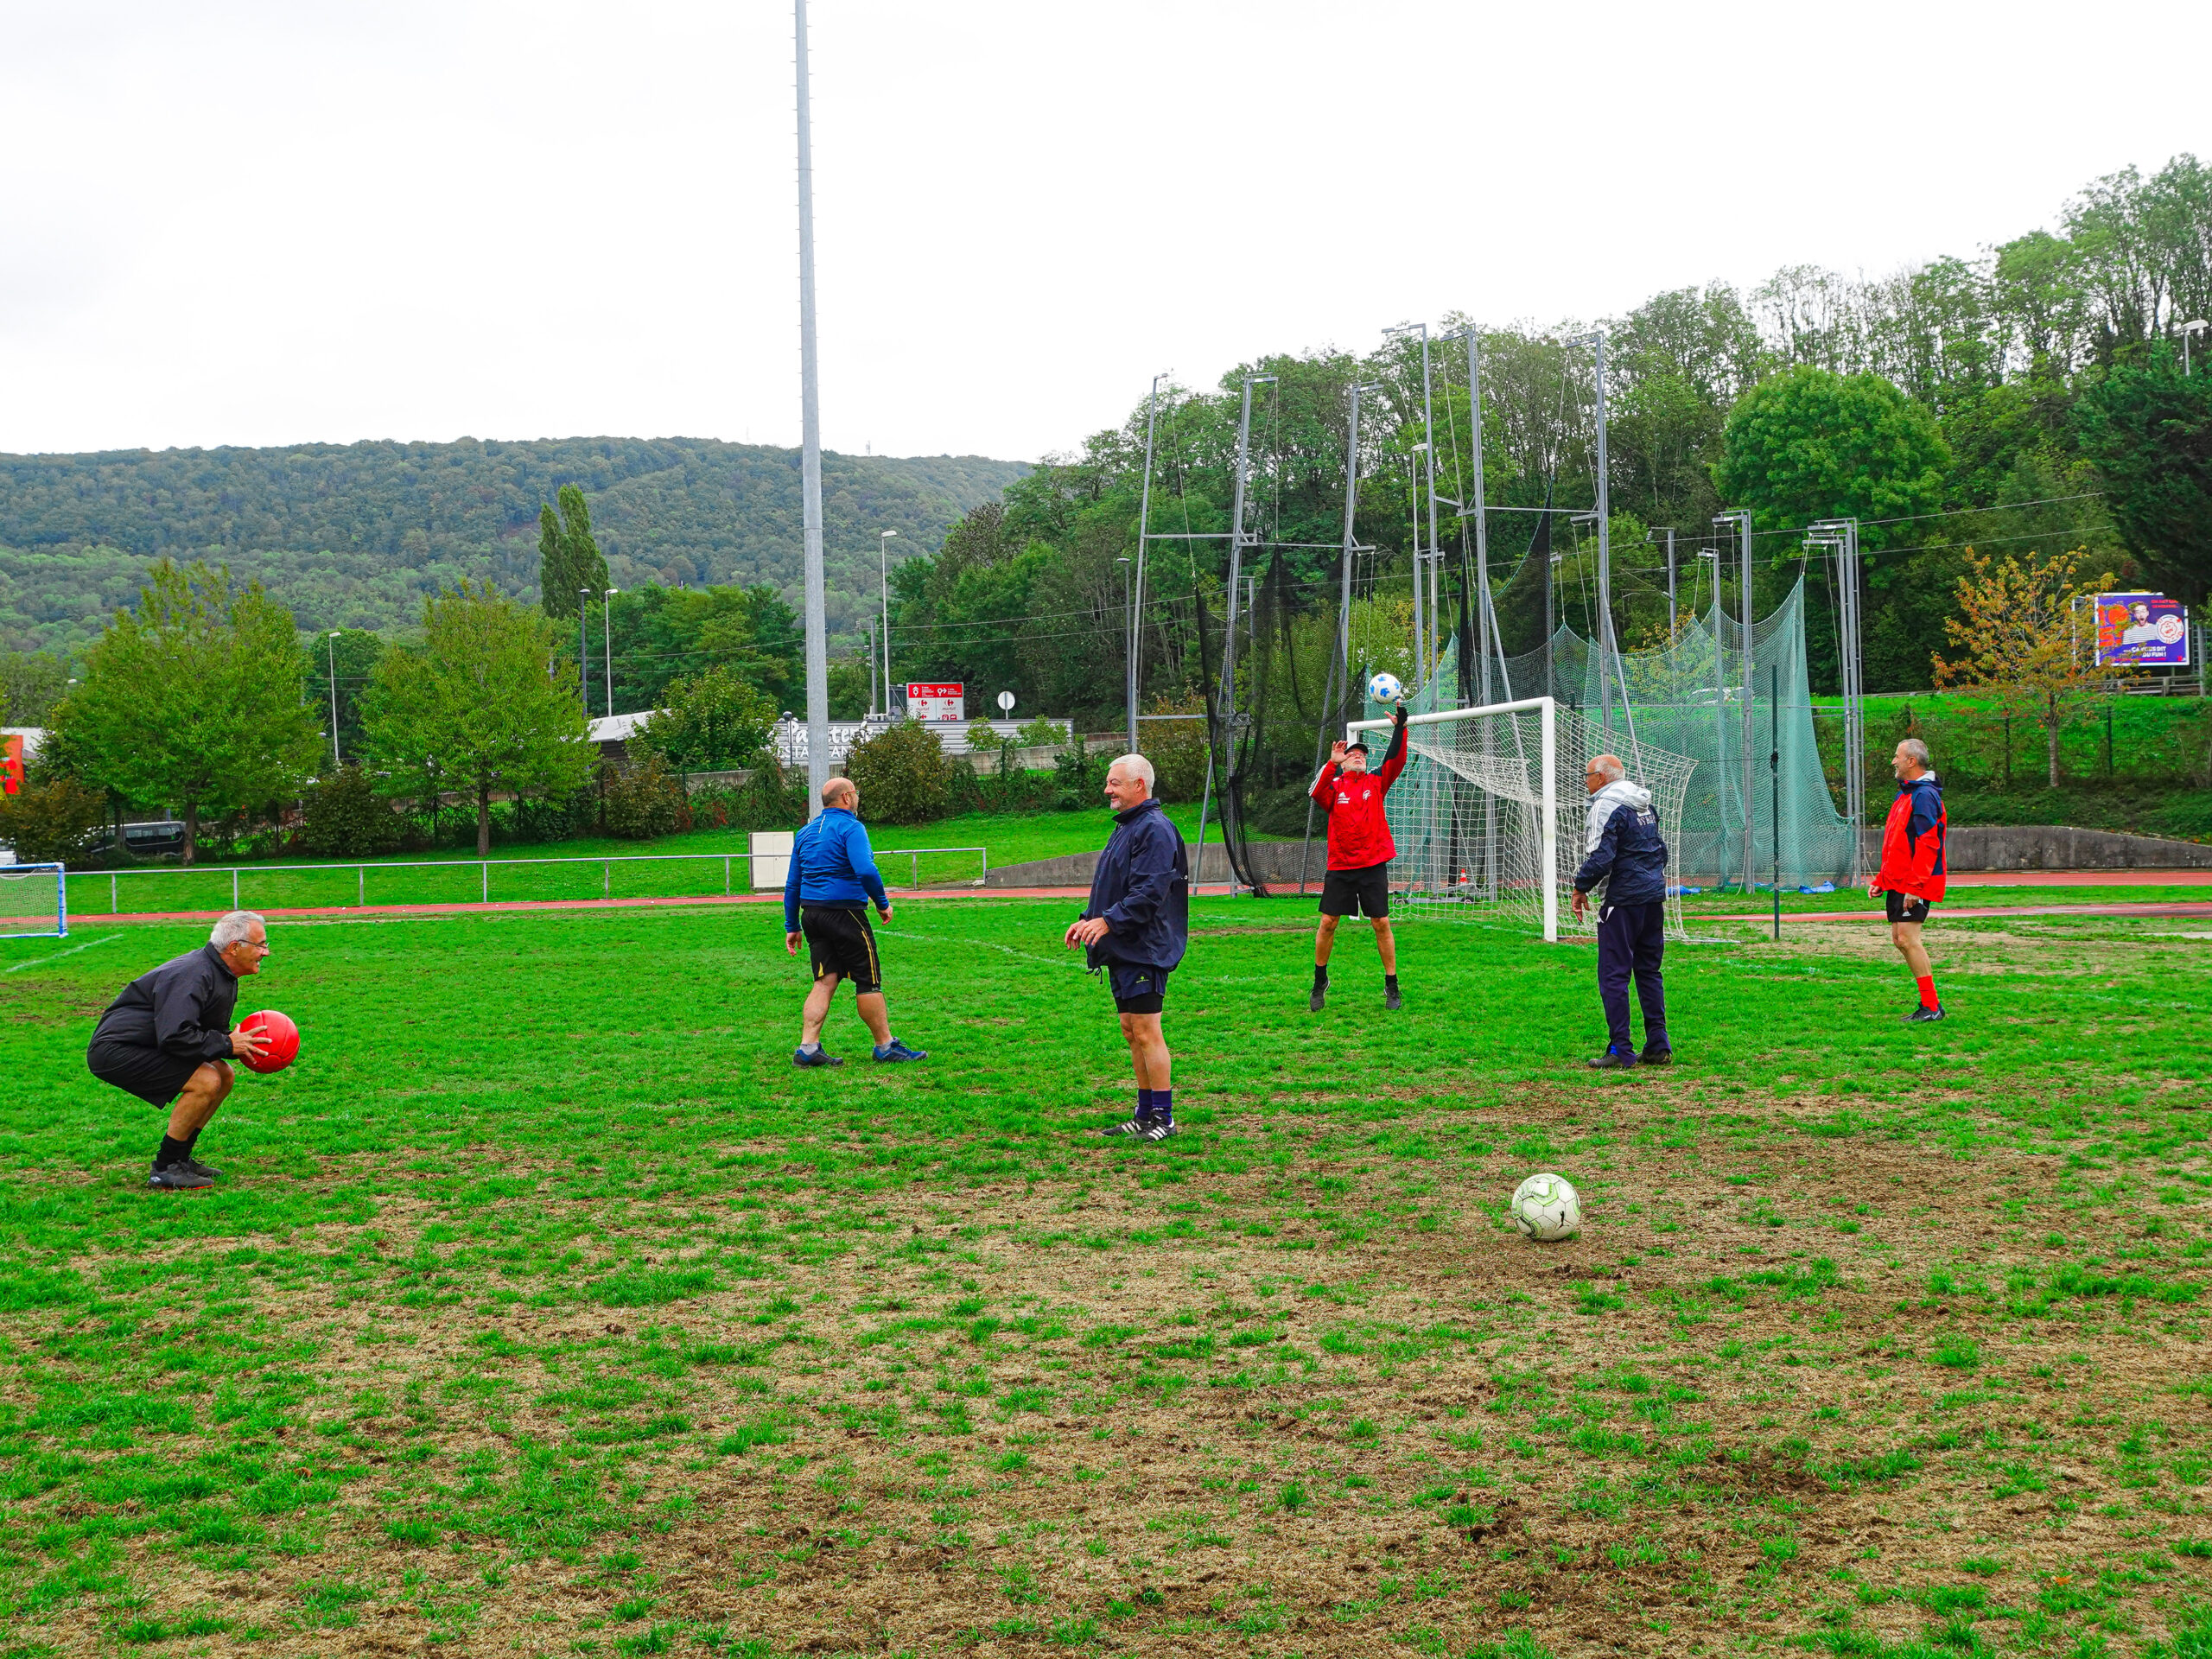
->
[2182, 319, 2209, 375]
[601, 588, 617, 718]
[879, 530, 899, 715]
[579, 588, 592, 717]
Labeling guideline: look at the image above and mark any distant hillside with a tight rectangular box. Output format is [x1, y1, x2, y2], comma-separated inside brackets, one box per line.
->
[0, 437, 1028, 654]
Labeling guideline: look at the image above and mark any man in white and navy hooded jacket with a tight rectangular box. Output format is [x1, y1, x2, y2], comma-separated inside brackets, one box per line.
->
[1570, 752, 1671, 1070]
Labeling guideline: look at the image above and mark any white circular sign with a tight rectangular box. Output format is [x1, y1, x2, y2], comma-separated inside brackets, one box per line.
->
[2157, 616, 2185, 644]
[996, 690, 1016, 712]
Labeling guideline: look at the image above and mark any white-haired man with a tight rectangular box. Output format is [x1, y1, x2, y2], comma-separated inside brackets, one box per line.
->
[1066, 753, 1188, 1141]
[87, 911, 271, 1190]
[1869, 737, 1948, 1021]
[1570, 753, 1672, 1070]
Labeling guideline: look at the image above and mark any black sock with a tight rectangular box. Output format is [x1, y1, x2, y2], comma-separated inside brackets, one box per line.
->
[155, 1135, 189, 1170]
[1313, 964, 1328, 988]
[1154, 1089, 1173, 1127]
[1385, 974, 1399, 990]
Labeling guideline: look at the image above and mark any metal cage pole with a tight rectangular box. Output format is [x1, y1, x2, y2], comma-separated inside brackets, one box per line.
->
[1128, 375, 1164, 753]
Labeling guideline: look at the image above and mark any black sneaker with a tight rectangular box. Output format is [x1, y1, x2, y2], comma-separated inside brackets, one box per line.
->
[1905, 1002, 1946, 1023]
[1383, 984, 1402, 1012]
[1308, 986, 1326, 1014]
[1099, 1118, 1149, 1137]
[1585, 1050, 1637, 1071]
[181, 1156, 223, 1180]
[1139, 1121, 1179, 1142]
[148, 1164, 213, 1191]
[1638, 1049, 1673, 1067]
[792, 1047, 844, 1067]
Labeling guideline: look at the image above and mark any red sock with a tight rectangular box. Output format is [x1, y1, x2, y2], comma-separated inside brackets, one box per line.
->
[1916, 974, 1936, 1009]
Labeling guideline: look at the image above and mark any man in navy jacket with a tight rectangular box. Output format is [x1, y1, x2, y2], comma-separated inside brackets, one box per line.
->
[1570, 752, 1672, 1070]
[784, 777, 927, 1066]
[1065, 753, 1188, 1142]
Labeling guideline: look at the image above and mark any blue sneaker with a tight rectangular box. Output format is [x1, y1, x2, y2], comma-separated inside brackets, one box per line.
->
[792, 1047, 843, 1068]
[874, 1039, 928, 1064]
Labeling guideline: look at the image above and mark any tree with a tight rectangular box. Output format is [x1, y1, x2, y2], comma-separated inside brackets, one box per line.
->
[362, 583, 594, 855]
[0, 774, 105, 866]
[2073, 348, 2212, 603]
[842, 720, 959, 825]
[54, 561, 320, 863]
[537, 484, 608, 625]
[0, 653, 72, 728]
[629, 664, 775, 772]
[1932, 549, 2115, 785]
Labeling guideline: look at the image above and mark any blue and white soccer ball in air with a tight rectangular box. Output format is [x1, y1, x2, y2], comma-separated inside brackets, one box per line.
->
[1510, 1173, 1581, 1242]
[1367, 671, 1404, 706]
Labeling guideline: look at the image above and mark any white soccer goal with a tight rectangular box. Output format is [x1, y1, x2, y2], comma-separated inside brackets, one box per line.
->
[0, 862, 67, 940]
[1344, 696, 1695, 943]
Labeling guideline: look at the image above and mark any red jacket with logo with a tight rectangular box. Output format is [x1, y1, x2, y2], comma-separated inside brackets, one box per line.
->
[1875, 771, 1947, 902]
[1308, 714, 1408, 871]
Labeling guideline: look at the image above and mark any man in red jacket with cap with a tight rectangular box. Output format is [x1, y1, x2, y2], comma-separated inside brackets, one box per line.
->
[1306, 702, 1409, 1012]
[1869, 736, 1948, 1021]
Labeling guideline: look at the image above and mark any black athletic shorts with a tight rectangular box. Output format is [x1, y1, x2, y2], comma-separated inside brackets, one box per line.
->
[86, 1035, 209, 1108]
[802, 906, 882, 995]
[1884, 891, 1931, 926]
[1319, 861, 1390, 918]
[1108, 963, 1170, 1015]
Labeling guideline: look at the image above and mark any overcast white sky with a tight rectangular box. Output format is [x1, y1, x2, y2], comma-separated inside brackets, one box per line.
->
[3, 1, 2207, 464]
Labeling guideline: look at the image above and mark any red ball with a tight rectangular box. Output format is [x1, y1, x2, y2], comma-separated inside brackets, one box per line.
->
[239, 1009, 300, 1075]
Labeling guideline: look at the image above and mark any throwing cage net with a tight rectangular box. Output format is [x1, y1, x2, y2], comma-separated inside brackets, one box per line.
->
[1350, 695, 1696, 942]
[1494, 577, 1855, 892]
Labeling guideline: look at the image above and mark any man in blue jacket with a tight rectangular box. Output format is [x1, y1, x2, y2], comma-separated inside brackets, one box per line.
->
[1065, 753, 1188, 1142]
[1570, 752, 1672, 1071]
[784, 777, 927, 1067]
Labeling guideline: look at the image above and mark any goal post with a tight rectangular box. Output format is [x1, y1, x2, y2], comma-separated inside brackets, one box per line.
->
[1346, 696, 1694, 944]
[0, 863, 67, 940]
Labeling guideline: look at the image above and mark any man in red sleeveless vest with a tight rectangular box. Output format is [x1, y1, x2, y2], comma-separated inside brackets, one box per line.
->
[1869, 737, 1948, 1021]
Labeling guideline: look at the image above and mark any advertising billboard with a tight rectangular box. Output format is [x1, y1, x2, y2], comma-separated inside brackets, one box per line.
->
[905, 682, 965, 721]
[2095, 593, 2190, 668]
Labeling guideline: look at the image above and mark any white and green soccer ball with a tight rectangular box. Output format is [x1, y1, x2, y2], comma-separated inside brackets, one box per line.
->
[1510, 1173, 1581, 1241]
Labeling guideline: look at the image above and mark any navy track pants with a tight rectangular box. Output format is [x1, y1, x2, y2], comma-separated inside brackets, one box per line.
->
[1596, 900, 1669, 1056]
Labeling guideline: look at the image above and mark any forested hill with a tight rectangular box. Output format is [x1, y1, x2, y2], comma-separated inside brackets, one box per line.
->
[0, 438, 1028, 653]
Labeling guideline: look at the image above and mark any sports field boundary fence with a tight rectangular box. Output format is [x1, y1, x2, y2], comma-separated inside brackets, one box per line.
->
[73, 848, 988, 918]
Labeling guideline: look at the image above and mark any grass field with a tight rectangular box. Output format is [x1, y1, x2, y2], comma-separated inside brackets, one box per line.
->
[3, 893, 2210, 1656]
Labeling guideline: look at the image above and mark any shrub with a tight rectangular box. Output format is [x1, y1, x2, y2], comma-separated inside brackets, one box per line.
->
[300, 766, 399, 857]
[0, 773, 108, 866]
[1141, 694, 1207, 802]
[1016, 714, 1065, 749]
[601, 754, 684, 840]
[844, 720, 960, 824]
[1053, 731, 1104, 804]
[507, 785, 596, 845]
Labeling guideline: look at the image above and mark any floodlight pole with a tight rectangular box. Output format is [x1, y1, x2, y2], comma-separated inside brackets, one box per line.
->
[325, 632, 342, 768]
[1300, 381, 1373, 895]
[879, 529, 898, 715]
[1217, 373, 1274, 728]
[602, 588, 616, 717]
[1129, 375, 1164, 753]
[795, 0, 830, 815]
[1716, 509, 1756, 889]
[579, 588, 590, 717]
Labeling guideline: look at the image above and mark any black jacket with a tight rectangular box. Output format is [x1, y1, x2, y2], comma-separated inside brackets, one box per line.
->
[1083, 797, 1189, 972]
[92, 944, 238, 1062]
[1573, 780, 1670, 907]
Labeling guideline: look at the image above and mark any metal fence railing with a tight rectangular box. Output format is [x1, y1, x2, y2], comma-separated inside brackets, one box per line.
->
[77, 847, 988, 916]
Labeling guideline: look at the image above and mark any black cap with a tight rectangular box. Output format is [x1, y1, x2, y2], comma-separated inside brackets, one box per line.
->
[1344, 740, 1370, 754]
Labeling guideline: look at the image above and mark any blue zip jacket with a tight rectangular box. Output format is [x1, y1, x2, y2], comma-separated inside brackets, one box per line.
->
[1573, 779, 1670, 907]
[783, 807, 890, 931]
[1082, 797, 1188, 971]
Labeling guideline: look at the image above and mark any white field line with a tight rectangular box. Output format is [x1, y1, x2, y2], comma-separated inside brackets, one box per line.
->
[3, 935, 120, 973]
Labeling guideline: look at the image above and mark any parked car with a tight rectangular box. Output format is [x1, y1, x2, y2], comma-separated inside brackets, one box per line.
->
[121, 820, 187, 857]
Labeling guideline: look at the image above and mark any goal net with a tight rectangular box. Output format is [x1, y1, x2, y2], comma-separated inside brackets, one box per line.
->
[1345, 697, 1695, 943]
[0, 863, 67, 939]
